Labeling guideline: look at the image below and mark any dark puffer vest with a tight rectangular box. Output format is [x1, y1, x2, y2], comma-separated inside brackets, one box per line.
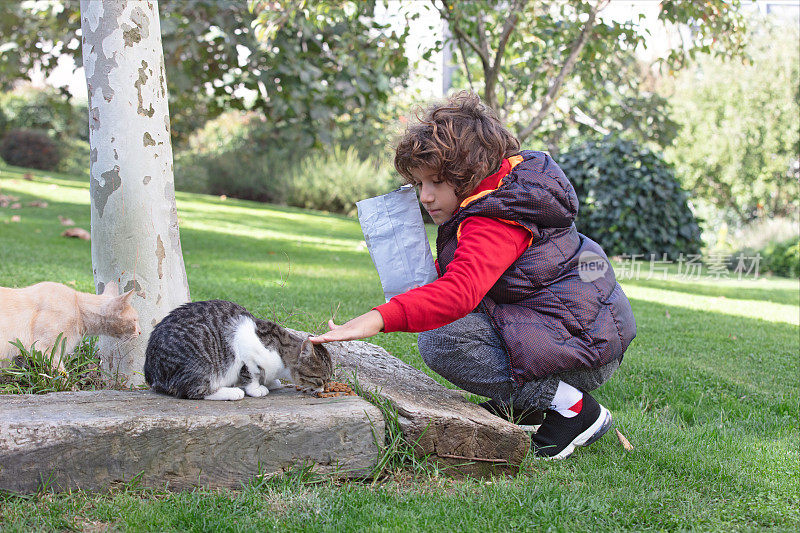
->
[437, 150, 636, 384]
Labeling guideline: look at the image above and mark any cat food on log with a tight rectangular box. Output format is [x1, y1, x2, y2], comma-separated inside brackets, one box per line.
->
[293, 381, 357, 398]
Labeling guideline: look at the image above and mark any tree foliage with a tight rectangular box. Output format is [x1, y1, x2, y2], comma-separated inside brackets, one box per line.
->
[0, 0, 411, 149]
[0, 87, 87, 140]
[664, 17, 799, 226]
[0, 1, 82, 95]
[432, 0, 747, 152]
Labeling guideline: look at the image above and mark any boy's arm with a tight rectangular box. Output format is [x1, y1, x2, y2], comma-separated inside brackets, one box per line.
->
[308, 310, 384, 344]
[310, 216, 530, 344]
[375, 216, 529, 332]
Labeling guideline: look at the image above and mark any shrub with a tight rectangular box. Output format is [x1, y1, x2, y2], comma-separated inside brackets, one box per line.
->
[286, 145, 398, 216]
[0, 106, 8, 137]
[729, 237, 800, 279]
[173, 150, 211, 194]
[176, 148, 292, 203]
[761, 238, 799, 278]
[0, 129, 61, 170]
[175, 110, 398, 212]
[56, 136, 90, 177]
[203, 147, 295, 204]
[174, 110, 302, 202]
[182, 110, 262, 156]
[558, 138, 702, 259]
[0, 87, 87, 141]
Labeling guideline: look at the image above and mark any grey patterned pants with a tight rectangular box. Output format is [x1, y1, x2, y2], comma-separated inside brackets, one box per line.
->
[417, 313, 620, 411]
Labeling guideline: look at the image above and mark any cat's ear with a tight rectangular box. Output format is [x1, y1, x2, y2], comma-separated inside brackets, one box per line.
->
[120, 289, 135, 304]
[302, 338, 330, 361]
[101, 281, 119, 296]
[299, 338, 314, 358]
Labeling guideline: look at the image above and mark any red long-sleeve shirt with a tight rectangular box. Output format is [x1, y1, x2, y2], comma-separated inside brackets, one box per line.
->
[375, 163, 531, 333]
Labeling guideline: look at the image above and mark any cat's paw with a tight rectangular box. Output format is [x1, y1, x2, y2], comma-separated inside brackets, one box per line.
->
[204, 387, 245, 401]
[245, 383, 270, 397]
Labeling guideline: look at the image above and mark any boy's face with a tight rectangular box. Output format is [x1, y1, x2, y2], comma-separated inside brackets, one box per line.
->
[411, 167, 460, 225]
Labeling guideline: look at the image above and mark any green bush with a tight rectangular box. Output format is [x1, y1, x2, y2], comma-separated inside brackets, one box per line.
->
[0, 88, 87, 141]
[56, 136, 90, 177]
[0, 88, 87, 174]
[0, 129, 61, 170]
[174, 111, 398, 213]
[173, 150, 211, 194]
[761, 238, 799, 278]
[558, 138, 702, 259]
[0, 105, 8, 137]
[286, 145, 398, 216]
[174, 110, 302, 202]
[181, 110, 262, 156]
[176, 148, 294, 204]
[729, 238, 799, 279]
[205, 148, 296, 204]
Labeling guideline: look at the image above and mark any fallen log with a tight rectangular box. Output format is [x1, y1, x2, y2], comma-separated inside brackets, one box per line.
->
[0, 389, 382, 492]
[304, 333, 531, 476]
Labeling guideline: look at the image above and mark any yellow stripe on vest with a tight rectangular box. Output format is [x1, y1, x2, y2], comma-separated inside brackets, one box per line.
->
[455, 155, 531, 245]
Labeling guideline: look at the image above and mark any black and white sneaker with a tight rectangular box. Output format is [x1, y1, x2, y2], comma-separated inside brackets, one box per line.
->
[530, 392, 612, 459]
[479, 399, 545, 433]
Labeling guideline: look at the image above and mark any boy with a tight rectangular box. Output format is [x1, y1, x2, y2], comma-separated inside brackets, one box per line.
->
[309, 92, 636, 459]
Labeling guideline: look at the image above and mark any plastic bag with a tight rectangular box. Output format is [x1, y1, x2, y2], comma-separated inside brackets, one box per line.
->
[356, 184, 438, 302]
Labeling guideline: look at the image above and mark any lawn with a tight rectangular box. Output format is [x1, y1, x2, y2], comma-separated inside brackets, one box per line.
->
[1, 164, 798, 531]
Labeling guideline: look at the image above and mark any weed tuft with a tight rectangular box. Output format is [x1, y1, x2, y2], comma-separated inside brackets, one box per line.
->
[344, 371, 447, 482]
[0, 335, 105, 394]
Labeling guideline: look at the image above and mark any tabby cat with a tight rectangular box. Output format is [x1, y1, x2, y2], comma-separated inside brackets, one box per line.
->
[144, 300, 332, 400]
[0, 281, 141, 371]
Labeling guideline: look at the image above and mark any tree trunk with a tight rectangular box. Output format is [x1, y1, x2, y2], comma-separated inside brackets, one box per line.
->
[80, 0, 190, 386]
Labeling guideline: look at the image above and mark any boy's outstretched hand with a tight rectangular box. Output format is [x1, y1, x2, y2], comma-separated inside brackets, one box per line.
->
[308, 310, 385, 344]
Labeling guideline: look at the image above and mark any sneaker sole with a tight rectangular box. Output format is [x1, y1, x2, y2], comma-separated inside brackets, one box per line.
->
[548, 405, 613, 460]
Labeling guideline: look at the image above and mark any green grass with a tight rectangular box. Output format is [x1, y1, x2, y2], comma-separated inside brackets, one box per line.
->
[1, 164, 798, 531]
[0, 335, 103, 394]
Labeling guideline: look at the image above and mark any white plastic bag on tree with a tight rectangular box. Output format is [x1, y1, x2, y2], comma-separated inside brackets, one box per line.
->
[357, 185, 438, 302]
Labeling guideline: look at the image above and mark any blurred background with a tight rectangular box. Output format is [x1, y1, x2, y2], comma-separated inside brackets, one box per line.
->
[0, 0, 797, 278]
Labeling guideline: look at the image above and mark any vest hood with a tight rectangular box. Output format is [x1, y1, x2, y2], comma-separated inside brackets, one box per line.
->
[456, 151, 579, 233]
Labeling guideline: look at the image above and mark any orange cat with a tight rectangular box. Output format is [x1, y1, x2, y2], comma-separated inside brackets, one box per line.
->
[0, 281, 141, 371]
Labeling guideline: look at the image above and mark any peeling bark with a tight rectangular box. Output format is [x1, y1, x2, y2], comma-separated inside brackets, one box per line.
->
[95, 165, 121, 217]
[81, 0, 190, 386]
[121, 5, 150, 47]
[155, 236, 165, 279]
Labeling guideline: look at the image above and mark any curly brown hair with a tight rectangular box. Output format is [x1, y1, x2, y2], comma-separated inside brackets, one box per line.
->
[394, 91, 520, 198]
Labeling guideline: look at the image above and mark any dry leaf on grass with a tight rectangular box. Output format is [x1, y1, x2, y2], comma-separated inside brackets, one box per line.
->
[58, 215, 76, 226]
[62, 227, 91, 240]
[615, 429, 633, 451]
[23, 173, 34, 181]
[27, 201, 48, 208]
[10, 215, 21, 223]
[9, 203, 21, 209]
[0, 194, 19, 207]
